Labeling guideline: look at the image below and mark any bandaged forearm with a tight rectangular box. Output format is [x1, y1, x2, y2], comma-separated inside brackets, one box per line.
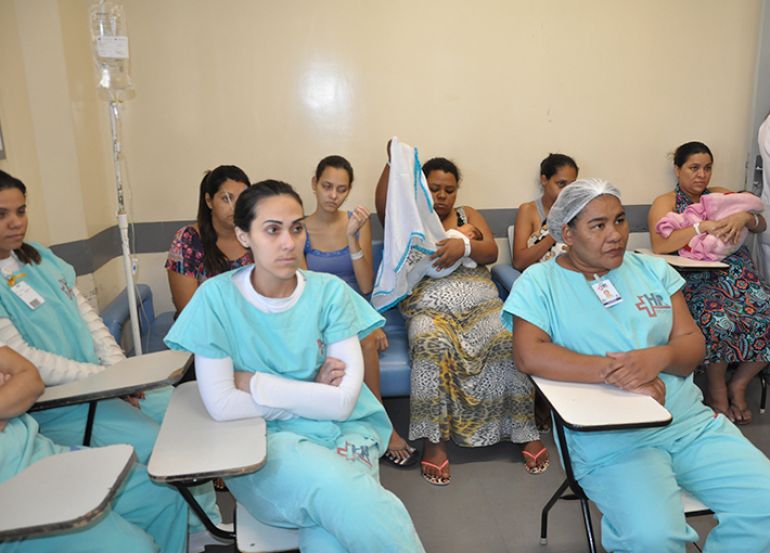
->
[195, 355, 293, 422]
[0, 318, 105, 386]
[249, 336, 363, 420]
[76, 288, 125, 366]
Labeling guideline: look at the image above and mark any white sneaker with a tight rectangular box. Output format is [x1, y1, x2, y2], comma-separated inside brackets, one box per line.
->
[188, 523, 234, 553]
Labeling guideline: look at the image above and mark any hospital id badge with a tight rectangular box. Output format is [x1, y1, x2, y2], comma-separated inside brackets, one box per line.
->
[591, 278, 622, 308]
[10, 281, 45, 310]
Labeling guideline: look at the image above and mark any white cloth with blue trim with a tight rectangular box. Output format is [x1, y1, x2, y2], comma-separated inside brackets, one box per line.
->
[371, 137, 461, 311]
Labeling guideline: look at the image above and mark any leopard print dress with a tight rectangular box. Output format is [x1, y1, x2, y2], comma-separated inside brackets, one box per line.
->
[400, 207, 539, 446]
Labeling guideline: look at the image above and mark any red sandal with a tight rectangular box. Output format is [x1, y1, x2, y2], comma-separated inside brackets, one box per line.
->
[420, 459, 450, 486]
[522, 447, 550, 475]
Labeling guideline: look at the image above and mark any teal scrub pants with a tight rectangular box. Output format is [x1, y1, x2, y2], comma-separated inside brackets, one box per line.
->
[0, 459, 188, 553]
[226, 430, 425, 553]
[579, 412, 770, 553]
[30, 387, 220, 532]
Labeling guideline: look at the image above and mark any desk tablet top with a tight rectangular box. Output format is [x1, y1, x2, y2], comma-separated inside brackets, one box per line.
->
[148, 382, 267, 483]
[0, 444, 134, 539]
[532, 376, 672, 431]
[635, 248, 729, 270]
[31, 350, 192, 410]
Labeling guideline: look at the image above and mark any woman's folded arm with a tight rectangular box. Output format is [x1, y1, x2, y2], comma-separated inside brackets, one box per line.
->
[0, 318, 104, 386]
[249, 335, 363, 420]
[195, 355, 294, 422]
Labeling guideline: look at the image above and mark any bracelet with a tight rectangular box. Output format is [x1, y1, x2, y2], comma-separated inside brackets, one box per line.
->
[350, 249, 364, 261]
[460, 235, 471, 257]
[693, 222, 702, 235]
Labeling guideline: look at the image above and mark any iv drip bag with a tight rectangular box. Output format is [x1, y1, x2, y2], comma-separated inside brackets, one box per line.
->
[90, 2, 133, 96]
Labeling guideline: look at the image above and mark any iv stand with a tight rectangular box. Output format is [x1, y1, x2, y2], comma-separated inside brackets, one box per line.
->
[108, 98, 142, 355]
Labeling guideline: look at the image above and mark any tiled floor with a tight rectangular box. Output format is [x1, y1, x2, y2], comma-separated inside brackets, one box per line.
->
[209, 375, 769, 552]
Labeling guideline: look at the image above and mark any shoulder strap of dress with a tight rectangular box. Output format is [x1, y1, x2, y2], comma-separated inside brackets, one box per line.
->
[534, 197, 546, 223]
[456, 206, 468, 225]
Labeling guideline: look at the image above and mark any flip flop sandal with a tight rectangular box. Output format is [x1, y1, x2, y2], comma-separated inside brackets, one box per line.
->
[729, 403, 752, 425]
[522, 447, 550, 475]
[383, 445, 420, 468]
[420, 459, 450, 486]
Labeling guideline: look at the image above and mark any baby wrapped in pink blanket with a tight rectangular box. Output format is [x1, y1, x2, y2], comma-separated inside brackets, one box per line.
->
[655, 192, 764, 261]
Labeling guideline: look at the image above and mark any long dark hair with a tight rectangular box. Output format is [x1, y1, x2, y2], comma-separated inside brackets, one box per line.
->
[197, 165, 250, 276]
[234, 180, 303, 233]
[0, 171, 40, 265]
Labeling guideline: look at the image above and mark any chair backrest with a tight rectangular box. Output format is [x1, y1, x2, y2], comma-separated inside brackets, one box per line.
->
[372, 240, 384, 274]
[507, 225, 515, 257]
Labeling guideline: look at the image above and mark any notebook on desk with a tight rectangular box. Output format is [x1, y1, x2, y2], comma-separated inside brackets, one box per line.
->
[635, 248, 729, 270]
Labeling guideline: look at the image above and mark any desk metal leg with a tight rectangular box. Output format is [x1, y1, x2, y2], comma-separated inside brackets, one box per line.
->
[579, 498, 597, 553]
[174, 484, 235, 540]
[83, 401, 98, 446]
[540, 478, 571, 544]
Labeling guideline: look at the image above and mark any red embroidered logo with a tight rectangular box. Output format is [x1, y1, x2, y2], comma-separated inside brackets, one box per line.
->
[635, 294, 671, 317]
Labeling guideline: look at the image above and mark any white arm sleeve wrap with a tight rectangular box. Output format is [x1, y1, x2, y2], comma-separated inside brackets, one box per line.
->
[249, 335, 363, 420]
[75, 289, 126, 366]
[0, 318, 105, 386]
[195, 355, 294, 422]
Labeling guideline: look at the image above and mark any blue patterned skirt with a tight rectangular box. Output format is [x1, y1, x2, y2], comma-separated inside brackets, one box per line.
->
[682, 247, 770, 363]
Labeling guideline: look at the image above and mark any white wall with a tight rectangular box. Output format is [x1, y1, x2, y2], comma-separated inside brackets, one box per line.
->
[0, 0, 762, 311]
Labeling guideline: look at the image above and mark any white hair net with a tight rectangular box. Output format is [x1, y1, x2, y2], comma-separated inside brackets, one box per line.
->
[547, 178, 622, 242]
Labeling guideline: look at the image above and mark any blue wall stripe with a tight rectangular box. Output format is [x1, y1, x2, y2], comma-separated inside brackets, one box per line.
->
[53, 206, 650, 276]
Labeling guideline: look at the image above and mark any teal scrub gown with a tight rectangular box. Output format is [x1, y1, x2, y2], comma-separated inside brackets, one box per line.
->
[0, 243, 218, 531]
[0, 414, 188, 553]
[166, 268, 425, 553]
[502, 253, 770, 553]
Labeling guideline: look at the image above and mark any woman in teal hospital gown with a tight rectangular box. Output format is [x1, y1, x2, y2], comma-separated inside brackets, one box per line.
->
[166, 180, 425, 553]
[0, 170, 218, 534]
[0, 346, 188, 553]
[502, 178, 770, 553]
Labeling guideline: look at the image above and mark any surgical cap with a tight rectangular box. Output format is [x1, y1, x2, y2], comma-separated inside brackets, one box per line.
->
[547, 178, 622, 242]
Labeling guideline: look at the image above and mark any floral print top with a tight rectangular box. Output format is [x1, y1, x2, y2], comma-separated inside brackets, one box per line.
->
[165, 225, 253, 283]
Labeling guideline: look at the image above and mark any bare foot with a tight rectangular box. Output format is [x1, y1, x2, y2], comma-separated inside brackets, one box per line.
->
[383, 431, 418, 466]
[706, 383, 731, 420]
[728, 381, 752, 425]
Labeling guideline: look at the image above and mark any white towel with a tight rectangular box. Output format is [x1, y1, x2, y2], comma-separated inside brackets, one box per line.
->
[371, 137, 463, 311]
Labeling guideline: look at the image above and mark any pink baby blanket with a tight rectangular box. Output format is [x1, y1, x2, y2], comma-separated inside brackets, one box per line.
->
[655, 192, 764, 261]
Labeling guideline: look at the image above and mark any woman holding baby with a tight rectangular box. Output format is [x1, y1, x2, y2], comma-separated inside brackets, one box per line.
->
[375, 155, 544, 485]
[648, 141, 770, 424]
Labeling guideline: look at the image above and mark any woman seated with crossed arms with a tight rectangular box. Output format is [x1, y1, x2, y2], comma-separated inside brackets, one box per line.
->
[501, 179, 770, 553]
[165, 180, 424, 552]
[0, 346, 188, 553]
